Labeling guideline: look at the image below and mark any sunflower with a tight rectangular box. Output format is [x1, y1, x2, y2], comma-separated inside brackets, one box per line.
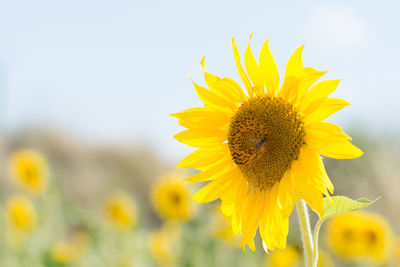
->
[171, 36, 362, 251]
[50, 241, 79, 264]
[103, 192, 137, 230]
[266, 246, 300, 267]
[9, 149, 49, 195]
[317, 251, 335, 267]
[6, 194, 37, 233]
[396, 238, 400, 265]
[50, 231, 90, 264]
[326, 211, 391, 264]
[5, 194, 37, 249]
[151, 173, 195, 221]
[210, 204, 238, 245]
[149, 223, 181, 266]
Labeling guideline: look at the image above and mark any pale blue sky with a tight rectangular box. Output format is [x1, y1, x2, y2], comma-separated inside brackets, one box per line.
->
[0, 0, 399, 163]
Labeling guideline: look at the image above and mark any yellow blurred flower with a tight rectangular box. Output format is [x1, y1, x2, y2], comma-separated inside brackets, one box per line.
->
[266, 246, 300, 267]
[6, 194, 37, 233]
[326, 211, 391, 264]
[149, 223, 181, 266]
[317, 251, 335, 267]
[9, 149, 49, 195]
[211, 205, 238, 245]
[5, 194, 37, 249]
[395, 238, 400, 266]
[114, 253, 135, 267]
[51, 231, 91, 264]
[103, 192, 137, 231]
[51, 241, 79, 264]
[71, 230, 91, 255]
[151, 174, 195, 221]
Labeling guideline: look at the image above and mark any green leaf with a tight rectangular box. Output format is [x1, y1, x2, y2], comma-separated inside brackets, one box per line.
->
[321, 196, 380, 221]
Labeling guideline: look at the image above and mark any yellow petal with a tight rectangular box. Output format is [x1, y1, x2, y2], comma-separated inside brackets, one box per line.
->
[303, 98, 350, 123]
[192, 80, 237, 115]
[176, 119, 228, 132]
[284, 45, 304, 80]
[232, 38, 253, 97]
[305, 121, 352, 141]
[277, 171, 296, 218]
[200, 57, 220, 85]
[220, 172, 245, 204]
[291, 147, 331, 217]
[244, 35, 264, 95]
[171, 107, 229, 122]
[232, 182, 250, 234]
[279, 218, 289, 248]
[173, 128, 226, 147]
[306, 133, 363, 159]
[220, 175, 246, 218]
[278, 76, 301, 103]
[185, 154, 233, 182]
[240, 190, 264, 251]
[259, 39, 279, 95]
[299, 186, 324, 217]
[220, 201, 234, 216]
[259, 184, 283, 250]
[294, 67, 328, 105]
[278, 45, 304, 102]
[299, 79, 341, 115]
[231, 208, 240, 234]
[192, 167, 240, 203]
[201, 58, 247, 104]
[177, 144, 228, 169]
[211, 77, 248, 104]
[297, 146, 334, 195]
[294, 174, 324, 216]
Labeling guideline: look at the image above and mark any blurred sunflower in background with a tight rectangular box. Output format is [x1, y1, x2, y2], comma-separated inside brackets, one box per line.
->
[172, 36, 362, 251]
[151, 173, 195, 221]
[317, 250, 335, 267]
[6, 194, 37, 233]
[103, 192, 137, 231]
[5, 194, 37, 248]
[266, 246, 300, 267]
[50, 241, 79, 265]
[210, 204, 238, 245]
[396, 239, 400, 265]
[149, 223, 181, 266]
[50, 231, 91, 265]
[114, 252, 136, 267]
[394, 241, 400, 267]
[9, 149, 49, 196]
[326, 211, 391, 264]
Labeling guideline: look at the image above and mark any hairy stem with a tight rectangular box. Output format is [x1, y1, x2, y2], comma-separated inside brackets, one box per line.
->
[312, 219, 323, 265]
[297, 199, 314, 267]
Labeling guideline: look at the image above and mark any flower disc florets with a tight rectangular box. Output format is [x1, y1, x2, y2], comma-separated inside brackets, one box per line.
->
[228, 96, 305, 190]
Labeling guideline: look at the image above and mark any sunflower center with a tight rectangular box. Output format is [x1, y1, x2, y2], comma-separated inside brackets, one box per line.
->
[170, 191, 182, 206]
[228, 96, 305, 190]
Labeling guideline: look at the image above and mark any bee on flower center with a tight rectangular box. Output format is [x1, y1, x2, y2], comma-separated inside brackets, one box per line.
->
[228, 96, 305, 190]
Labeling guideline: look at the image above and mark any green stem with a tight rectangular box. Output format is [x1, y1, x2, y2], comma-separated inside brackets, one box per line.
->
[296, 199, 314, 267]
[312, 219, 323, 265]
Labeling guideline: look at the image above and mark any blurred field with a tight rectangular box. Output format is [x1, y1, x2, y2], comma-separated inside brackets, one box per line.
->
[0, 127, 399, 267]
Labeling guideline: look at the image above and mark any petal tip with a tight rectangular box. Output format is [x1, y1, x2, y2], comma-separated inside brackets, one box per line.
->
[187, 70, 192, 80]
[170, 112, 178, 118]
[262, 241, 269, 254]
[343, 100, 352, 106]
[200, 57, 206, 71]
